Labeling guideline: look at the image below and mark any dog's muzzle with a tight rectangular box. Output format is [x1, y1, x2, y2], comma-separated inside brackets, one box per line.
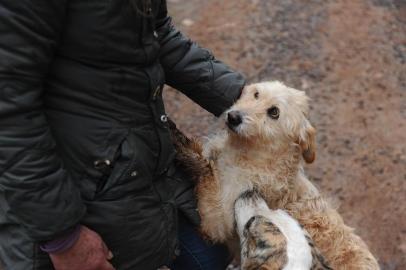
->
[227, 111, 242, 131]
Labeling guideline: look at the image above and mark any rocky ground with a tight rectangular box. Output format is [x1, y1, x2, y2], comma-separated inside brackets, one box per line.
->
[165, 0, 406, 268]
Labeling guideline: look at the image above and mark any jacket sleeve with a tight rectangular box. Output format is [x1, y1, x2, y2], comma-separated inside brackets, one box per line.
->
[156, 1, 246, 116]
[0, 0, 85, 241]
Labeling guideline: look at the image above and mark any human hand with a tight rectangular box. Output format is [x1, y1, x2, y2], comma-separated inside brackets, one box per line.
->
[49, 226, 115, 270]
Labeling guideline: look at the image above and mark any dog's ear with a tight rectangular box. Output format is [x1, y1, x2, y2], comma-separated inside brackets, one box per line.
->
[298, 119, 316, 163]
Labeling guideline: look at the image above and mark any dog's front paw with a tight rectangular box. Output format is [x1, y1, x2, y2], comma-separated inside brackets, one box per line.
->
[168, 118, 194, 149]
[168, 118, 212, 182]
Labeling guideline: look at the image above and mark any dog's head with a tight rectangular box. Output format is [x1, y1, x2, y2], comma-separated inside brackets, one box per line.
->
[225, 81, 316, 163]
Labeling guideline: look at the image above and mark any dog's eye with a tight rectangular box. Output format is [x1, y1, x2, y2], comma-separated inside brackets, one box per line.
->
[254, 92, 259, 99]
[267, 106, 279, 119]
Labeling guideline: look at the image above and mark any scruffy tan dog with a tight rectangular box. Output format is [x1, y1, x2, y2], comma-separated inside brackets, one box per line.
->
[170, 81, 379, 269]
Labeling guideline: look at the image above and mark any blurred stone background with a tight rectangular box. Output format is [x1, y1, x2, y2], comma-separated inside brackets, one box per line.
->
[0, 1, 403, 270]
[164, 0, 406, 269]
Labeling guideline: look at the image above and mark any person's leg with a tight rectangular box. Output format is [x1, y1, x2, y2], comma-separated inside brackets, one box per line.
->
[170, 214, 231, 270]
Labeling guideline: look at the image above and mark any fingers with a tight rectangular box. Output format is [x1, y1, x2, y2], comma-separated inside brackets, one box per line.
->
[107, 250, 114, 260]
[101, 241, 109, 255]
[100, 240, 114, 260]
[83, 226, 115, 269]
[98, 249, 115, 270]
[101, 261, 116, 270]
[96, 250, 115, 270]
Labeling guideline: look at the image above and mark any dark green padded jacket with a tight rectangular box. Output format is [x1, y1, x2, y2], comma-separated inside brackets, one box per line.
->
[0, 0, 245, 269]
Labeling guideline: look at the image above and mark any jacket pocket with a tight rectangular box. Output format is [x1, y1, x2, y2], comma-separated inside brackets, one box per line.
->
[78, 127, 129, 201]
[93, 130, 135, 199]
[94, 130, 156, 200]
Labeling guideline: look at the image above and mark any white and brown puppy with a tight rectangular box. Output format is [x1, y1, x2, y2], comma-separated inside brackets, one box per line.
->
[170, 81, 379, 270]
[235, 189, 332, 270]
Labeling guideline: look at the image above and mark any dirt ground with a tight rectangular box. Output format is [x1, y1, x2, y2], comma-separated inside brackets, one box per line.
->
[165, 0, 406, 268]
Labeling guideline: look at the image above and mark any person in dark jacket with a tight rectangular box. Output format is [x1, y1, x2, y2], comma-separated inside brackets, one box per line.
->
[0, 0, 245, 270]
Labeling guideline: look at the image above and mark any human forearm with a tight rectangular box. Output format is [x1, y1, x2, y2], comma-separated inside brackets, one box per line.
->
[155, 2, 245, 116]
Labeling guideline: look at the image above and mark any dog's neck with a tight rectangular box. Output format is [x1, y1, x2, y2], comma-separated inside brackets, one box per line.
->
[222, 134, 318, 209]
[225, 134, 302, 174]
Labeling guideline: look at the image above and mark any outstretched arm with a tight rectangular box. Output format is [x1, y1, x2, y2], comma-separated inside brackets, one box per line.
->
[156, 1, 245, 116]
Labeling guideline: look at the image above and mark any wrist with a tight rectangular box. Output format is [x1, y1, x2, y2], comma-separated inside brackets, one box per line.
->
[40, 225, 82, 254]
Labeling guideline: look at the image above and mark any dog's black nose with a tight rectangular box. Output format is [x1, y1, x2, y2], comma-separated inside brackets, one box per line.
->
[227, 111, 242, 127]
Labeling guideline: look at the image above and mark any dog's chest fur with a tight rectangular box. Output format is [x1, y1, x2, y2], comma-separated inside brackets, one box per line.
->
[202, 136, 301, 239]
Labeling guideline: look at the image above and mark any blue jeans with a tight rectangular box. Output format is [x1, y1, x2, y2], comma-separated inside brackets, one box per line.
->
[169, 215, 231, 270]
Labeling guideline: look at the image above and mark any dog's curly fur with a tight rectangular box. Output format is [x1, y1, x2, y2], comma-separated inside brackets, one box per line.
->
[169, 81, 379, 269]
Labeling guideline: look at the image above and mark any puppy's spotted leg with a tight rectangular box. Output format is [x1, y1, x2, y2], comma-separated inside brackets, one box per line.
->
[235, 190, 332, 270]
[235, 190, 289, 270]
